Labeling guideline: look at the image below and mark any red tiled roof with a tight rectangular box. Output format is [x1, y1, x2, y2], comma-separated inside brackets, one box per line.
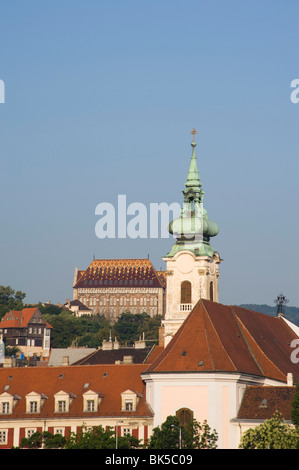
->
[144, 300, 299, 383]
[0, 308, 52, 329]
[236, 386, 296, 421]
[0, 364, 153, 419]
[144, 345, 164, 364]
[73, 259, 165, 289]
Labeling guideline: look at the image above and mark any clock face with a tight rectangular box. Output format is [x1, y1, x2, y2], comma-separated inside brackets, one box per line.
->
[176, 252, 194, 274]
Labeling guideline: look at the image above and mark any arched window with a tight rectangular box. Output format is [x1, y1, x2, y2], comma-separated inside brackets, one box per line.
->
[181, 281, 191, 304]
[210, 281, 214, 301]
[176, 408, 194, 427]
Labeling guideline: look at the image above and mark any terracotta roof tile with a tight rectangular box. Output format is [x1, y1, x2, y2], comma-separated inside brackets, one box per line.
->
[236, 386, 296, 420]
[0, 364, 153, 419]
[0, 308, 52, 329]
[144, 300, 299, 382]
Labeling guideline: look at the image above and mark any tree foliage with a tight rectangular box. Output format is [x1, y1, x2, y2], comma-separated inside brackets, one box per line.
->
[19, 426, 141, 449]
[63, 425, 140, 449]
[0, 285, 26, 319]
[114, 312, 162, 345]
[148, 415, 218, 449]
[42, 309, 161, 349]
[239, 412, 299, 449]
[291, 384, 299, 427]
[19, 431, 66, 449]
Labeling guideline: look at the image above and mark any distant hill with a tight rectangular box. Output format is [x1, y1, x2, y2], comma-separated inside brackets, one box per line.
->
[238, 304, 299, 327]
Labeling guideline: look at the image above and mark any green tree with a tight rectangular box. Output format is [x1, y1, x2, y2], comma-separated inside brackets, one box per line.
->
[20, 431, 42, 449]
[291, 384, 299, 426]
[38, 303, 65, 316]
[148, 415, 218, 449]
[20, 431, 66, 449]
[0, 285, 26, 319]
[184, 419, 218, 449]
[114, 312, 162, 345]
[42, 431, 66, 449]
[65, 425, 140, 449]
[114, 313, 145, 344]
[148, 416, 181, 449]
[4, 344, 20, 357]
[239, 412, 299, 449]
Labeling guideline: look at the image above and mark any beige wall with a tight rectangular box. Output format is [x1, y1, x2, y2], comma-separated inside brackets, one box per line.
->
[73, 287, 164, 321]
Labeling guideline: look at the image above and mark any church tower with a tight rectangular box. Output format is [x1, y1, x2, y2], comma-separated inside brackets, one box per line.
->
[162, 129, 222, 346]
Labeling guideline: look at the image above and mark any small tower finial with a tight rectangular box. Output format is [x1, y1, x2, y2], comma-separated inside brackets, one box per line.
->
[191, 128, 197, 143]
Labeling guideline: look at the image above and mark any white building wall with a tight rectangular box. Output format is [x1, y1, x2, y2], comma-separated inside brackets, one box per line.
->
[142, 371, 279, 449]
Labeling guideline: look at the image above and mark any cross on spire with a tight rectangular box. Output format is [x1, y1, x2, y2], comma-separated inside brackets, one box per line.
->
[191, 128, 197, 142]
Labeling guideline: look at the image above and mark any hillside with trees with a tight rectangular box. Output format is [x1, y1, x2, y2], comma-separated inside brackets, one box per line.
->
[239, 304, 299, 326]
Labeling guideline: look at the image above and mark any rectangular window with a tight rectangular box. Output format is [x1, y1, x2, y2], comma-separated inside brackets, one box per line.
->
[58, 400, 66, 412]
[30, 401, 38, 413]
[122, 428, 131, 436]
[1, 402, 9, 414]
[0, 430, 7, 444]
[54, 428, 64, 436]
[26, 429, 37, 438]
[125, 401, 133, 411]
[87, 400, 95, 412]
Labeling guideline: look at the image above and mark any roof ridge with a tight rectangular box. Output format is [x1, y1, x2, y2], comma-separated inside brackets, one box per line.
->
[144, 302, 202, 372]
[231, 306, 286, 380]
[201, 300, 236, 371]
[230, 306, 264, 375]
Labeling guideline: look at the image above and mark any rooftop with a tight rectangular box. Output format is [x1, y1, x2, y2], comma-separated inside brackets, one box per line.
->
[235, 386, 296, 421]
[144, 299, 299, 383]
[74, 258, 165, 289]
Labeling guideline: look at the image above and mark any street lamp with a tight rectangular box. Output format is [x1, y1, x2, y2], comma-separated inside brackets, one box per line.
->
[171, 424, 182, 449]
[115, 420, 124, 449]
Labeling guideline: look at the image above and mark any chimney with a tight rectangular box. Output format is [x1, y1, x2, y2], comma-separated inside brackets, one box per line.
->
[62, 356, 69, 366]
[102, 339, 113, 350]
[287, 373, 293, 386]
[123, 355, 133, 364]
[134, 333, 146, 349]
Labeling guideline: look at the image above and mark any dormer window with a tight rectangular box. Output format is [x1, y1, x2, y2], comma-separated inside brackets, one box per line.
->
[54, 390, 76, 413]
[121, 390, 141, 412]
[25, 391, 47, 414]
[0, 392, 20, 415]
[82, 390, 103, 412]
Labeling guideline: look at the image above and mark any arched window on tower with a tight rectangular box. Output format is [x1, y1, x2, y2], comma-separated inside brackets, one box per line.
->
[210, 281, 214, 301]
[181, 281, 191, 304]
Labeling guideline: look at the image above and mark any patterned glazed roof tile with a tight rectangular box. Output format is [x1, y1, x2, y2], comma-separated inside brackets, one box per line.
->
[73, 259, 165, 289]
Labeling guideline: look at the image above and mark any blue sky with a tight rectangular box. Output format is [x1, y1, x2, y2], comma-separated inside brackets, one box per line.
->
[0, 0, 298, 307]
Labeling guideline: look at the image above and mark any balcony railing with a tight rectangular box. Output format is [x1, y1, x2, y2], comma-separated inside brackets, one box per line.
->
[178, 304, 193, 312]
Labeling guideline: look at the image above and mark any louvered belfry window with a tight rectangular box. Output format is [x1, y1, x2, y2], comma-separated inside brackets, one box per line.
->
[181, 281, 191, 304]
